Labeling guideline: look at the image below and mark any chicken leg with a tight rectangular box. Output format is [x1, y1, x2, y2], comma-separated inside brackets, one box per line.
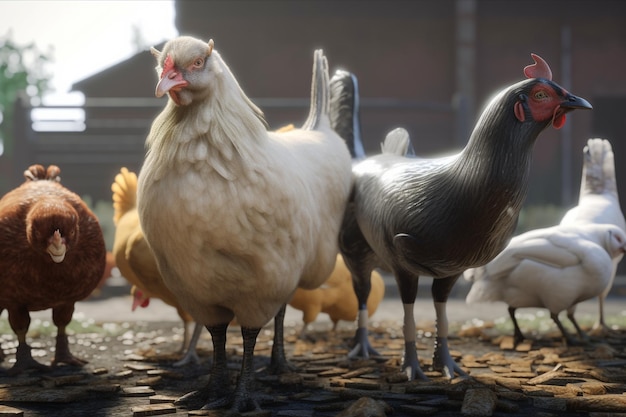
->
[191, 324, 262, 413]
[268, 304, 295, 374]
[52, 304, 87, 367]
[173, 322, 202, 367]
[431, 276, 466, 379]
[174, 323, 230, 410]
[508, 306, 526, 345]
[394, 270, 426, 380]
[6, 306, 49, 374]
[347, 262, 379, 359]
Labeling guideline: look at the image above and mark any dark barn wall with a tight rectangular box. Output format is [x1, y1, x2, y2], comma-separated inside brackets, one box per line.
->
[9, 0, 626, 214]
[174, 0, 457, 155]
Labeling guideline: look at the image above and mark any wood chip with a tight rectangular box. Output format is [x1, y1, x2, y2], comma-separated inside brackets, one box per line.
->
[337, 397, 391, 417]
[136, 376, 162, 387]
[0, 405, 23, 416]
[92, 367, 108, 375]
[461, 388, 497, 416]
[124, 363, 156, 371]
[146, 369, 184, 379]
[341, 367, 376, 379]
[565, 395, 626, 412]
[149, 395, 178, 404]
[527, 367, 564, 385]
[131, 404, 176, 417]
[121, 386, 155, 397]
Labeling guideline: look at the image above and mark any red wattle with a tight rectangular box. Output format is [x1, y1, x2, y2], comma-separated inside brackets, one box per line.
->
[552, 106, 566, 129]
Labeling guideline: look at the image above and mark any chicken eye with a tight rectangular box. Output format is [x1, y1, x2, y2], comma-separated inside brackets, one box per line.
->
[533, 90, 549, 100]
[193, 58, 204, 68]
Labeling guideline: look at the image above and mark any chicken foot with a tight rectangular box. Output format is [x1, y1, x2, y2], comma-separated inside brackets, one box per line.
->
[6, 309, 49, 374]
[552, 312, 587, 346]
[51, 305, 87, 367]
[194, 325, 263, 413]
[566, 306, 590, 344]
[348, 309, 380, 359]
[9, 340, 50, 375]
[173, 322, 202, 367]
[431, 276, 466, 379]
[508, 307, 527, 345]
[176, 323, 231, 409]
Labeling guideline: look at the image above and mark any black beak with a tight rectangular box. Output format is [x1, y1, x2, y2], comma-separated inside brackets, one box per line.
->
[561, 93, 592, 110]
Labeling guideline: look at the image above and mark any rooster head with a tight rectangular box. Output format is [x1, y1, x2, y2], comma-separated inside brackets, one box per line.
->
[151, 36, 215, 106]
[513, 53, 591, 129]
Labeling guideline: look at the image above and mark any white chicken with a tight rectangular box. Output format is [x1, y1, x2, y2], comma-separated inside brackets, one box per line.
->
[464, 223, 626, 344]
[137, 36, 352, 413]
[560, 138, 626, 333]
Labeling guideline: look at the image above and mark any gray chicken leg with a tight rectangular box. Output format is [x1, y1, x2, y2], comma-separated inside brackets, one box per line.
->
[268, 304, 296, 374]
[431, 276, 466, 379]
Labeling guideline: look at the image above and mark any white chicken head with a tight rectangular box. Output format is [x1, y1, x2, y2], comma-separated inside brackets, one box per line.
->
[150, 36, 215, 106]
[604, 225, 626, 259]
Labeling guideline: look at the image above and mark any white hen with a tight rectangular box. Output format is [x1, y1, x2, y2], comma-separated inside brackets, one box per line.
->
[465, 223, 626, 344]
[560, 138, 626, 332]
[137, 37, 352, 412]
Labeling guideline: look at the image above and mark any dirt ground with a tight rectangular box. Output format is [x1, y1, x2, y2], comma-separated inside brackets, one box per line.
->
[1, 278, 626, 417]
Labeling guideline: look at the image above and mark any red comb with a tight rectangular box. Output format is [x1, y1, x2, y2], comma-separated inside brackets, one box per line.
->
[524, 53, 552, 80]
[161, 54, 175, 78]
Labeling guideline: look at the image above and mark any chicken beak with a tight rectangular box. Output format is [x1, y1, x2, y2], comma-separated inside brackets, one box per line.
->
[551, 93, 592, 129]
[560, 93, 592, 111]
[155, 69, 188, 98]
[47, 230, 67, 263]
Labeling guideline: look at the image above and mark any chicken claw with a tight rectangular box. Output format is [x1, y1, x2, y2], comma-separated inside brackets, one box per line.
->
[348, 327, 380, 359]
[401, 341, 427, 380]
[432, 337, 466, 379]
[173, 323, 202, 367]
[7, 344, 50, 375]
[52, 334, 88, 367]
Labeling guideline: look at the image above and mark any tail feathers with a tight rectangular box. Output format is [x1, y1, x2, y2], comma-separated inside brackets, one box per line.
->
[582, 138, 618, 196]
[381, 128, 414, 156]
[112, 167, 138, 225]
[302, 49, 330, 132]
[329, 69, 366, 159]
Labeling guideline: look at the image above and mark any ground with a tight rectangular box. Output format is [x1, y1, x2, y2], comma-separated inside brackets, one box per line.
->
[1, 276, 626, 416]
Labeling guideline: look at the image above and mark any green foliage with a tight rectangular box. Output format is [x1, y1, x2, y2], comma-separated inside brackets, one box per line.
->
[0, 31, 52, 157]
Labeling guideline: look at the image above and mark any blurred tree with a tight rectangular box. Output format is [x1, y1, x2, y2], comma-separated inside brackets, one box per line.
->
[0, 31, 52, 193]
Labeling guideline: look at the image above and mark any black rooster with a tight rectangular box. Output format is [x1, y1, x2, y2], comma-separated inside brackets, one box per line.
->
[338, 54, 592, 379]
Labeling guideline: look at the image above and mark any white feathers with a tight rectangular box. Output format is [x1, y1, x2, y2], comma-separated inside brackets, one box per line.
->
[137, 40, 352, 329]
[559, 138, 626, 327]
[464, 223, 626, 316]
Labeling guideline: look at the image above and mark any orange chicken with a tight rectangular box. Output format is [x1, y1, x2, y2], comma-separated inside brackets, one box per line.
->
[289, 254, 385, 335]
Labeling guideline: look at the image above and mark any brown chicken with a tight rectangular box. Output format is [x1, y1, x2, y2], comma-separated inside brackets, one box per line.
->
[0, 164, 106, 374]
[289, 254, 385, 336]
[112, 167, 201, 365]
